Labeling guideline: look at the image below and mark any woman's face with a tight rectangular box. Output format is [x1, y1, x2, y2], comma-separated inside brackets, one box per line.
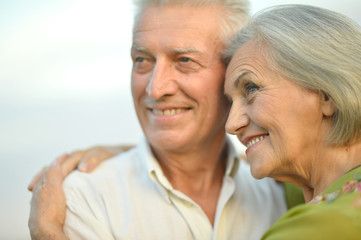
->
[224, 41, 332, 181]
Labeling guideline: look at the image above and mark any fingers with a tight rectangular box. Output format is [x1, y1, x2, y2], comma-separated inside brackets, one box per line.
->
[28, 153, 69, 192]
[28, 149, 92, 192]
[77, 146, 112, 172]
[77, 145, 135, 172]
[28, 166, 48, 192]
[50, 154, 70, 184]
[78, 154, 97, 172]
[28, 145, 133, 192]
[36, 154, 69, 190]
[58, 150, 85, 176]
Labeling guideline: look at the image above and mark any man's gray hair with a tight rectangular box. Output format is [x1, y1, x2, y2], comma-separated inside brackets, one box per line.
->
[132, 0, 250, 45]
[225, 4, 361, 145]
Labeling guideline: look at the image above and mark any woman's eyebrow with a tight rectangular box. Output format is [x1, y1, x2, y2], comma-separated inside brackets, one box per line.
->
[234, 72, 252, 88]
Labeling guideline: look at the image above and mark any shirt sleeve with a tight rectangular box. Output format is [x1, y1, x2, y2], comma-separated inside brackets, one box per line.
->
[63, 175, 115, 240]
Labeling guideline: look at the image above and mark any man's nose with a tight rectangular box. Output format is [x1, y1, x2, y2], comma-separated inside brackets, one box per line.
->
[146, 60, 178, 99]
[225, 101, 250, 135]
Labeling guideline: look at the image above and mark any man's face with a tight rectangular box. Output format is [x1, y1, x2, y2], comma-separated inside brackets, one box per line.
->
[131, 4, 230, 153]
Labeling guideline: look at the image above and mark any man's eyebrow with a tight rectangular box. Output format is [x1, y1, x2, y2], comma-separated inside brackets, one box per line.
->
[131, 44, 150, 54]
[172, 48, 203, 55]
[234, 72, 251, 88]
[131, 46, 203, 56]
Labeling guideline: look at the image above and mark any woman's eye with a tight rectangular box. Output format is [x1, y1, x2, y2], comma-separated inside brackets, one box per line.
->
[244, 82, 259, 96]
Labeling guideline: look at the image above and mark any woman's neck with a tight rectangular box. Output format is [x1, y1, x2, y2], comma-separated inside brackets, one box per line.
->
[304, 141, 361, 202]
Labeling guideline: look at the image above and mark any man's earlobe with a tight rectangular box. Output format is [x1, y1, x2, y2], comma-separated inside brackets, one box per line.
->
[321, 91, 335, 117]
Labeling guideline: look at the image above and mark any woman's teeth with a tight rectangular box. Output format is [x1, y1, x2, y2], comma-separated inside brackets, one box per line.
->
[246, 135, 267, 148]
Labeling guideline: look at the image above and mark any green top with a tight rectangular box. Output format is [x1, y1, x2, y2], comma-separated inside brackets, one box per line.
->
[262, 166, 361, 240]
[283, 182, 305, 209]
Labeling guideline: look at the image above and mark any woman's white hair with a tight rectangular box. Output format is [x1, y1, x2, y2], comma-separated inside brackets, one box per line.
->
[132, 0, 250, 47]
[225, 4, 361, 145]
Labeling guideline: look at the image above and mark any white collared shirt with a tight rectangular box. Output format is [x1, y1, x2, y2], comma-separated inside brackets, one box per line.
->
[63, 137, 287, 240]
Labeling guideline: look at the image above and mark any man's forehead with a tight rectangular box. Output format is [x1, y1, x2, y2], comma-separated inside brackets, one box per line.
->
[132, 4, 223, 43]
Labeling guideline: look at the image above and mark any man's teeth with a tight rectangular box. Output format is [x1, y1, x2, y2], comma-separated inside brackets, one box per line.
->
[152, 109, 187, 116]
[246, 135, 266, 148]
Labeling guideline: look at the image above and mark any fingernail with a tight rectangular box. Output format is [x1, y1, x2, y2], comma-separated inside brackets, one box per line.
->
[78, 162, 87, 172]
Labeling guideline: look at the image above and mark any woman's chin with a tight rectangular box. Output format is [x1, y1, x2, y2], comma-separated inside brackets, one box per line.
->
[250, 164, 270, 179]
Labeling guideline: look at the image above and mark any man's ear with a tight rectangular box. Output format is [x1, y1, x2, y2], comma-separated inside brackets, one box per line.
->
[321, 91, 335, 117]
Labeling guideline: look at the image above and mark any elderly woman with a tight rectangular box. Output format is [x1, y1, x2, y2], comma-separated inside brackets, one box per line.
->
[224, 4, 361, 239]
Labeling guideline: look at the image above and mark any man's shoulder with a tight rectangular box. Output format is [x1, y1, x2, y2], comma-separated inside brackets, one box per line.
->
[63, 147, 142, 191]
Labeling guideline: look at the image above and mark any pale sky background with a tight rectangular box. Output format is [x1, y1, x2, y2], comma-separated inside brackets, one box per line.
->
[1, 0, 360, 239]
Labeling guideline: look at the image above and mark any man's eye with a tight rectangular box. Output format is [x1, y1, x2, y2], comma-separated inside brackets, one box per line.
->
[176, 57, 201, 73]
[132, 56, 154, 73]
[179, 57, 192, 62]
[135, 57, 146, 62]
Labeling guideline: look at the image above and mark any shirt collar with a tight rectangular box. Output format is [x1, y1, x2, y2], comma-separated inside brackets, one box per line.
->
[323, 165, 361, 194]
[224, 136, 241, 178]
[136, 136, 240, 202]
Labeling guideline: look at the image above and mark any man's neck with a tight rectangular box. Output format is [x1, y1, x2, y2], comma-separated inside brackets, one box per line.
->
[151, 137, 229, 225]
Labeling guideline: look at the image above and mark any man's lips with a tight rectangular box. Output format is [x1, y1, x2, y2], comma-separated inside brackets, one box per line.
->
[150, 108, 189, 116]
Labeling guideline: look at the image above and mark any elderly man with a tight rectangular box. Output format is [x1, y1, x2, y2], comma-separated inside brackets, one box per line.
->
[29, 0, 297, 239]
